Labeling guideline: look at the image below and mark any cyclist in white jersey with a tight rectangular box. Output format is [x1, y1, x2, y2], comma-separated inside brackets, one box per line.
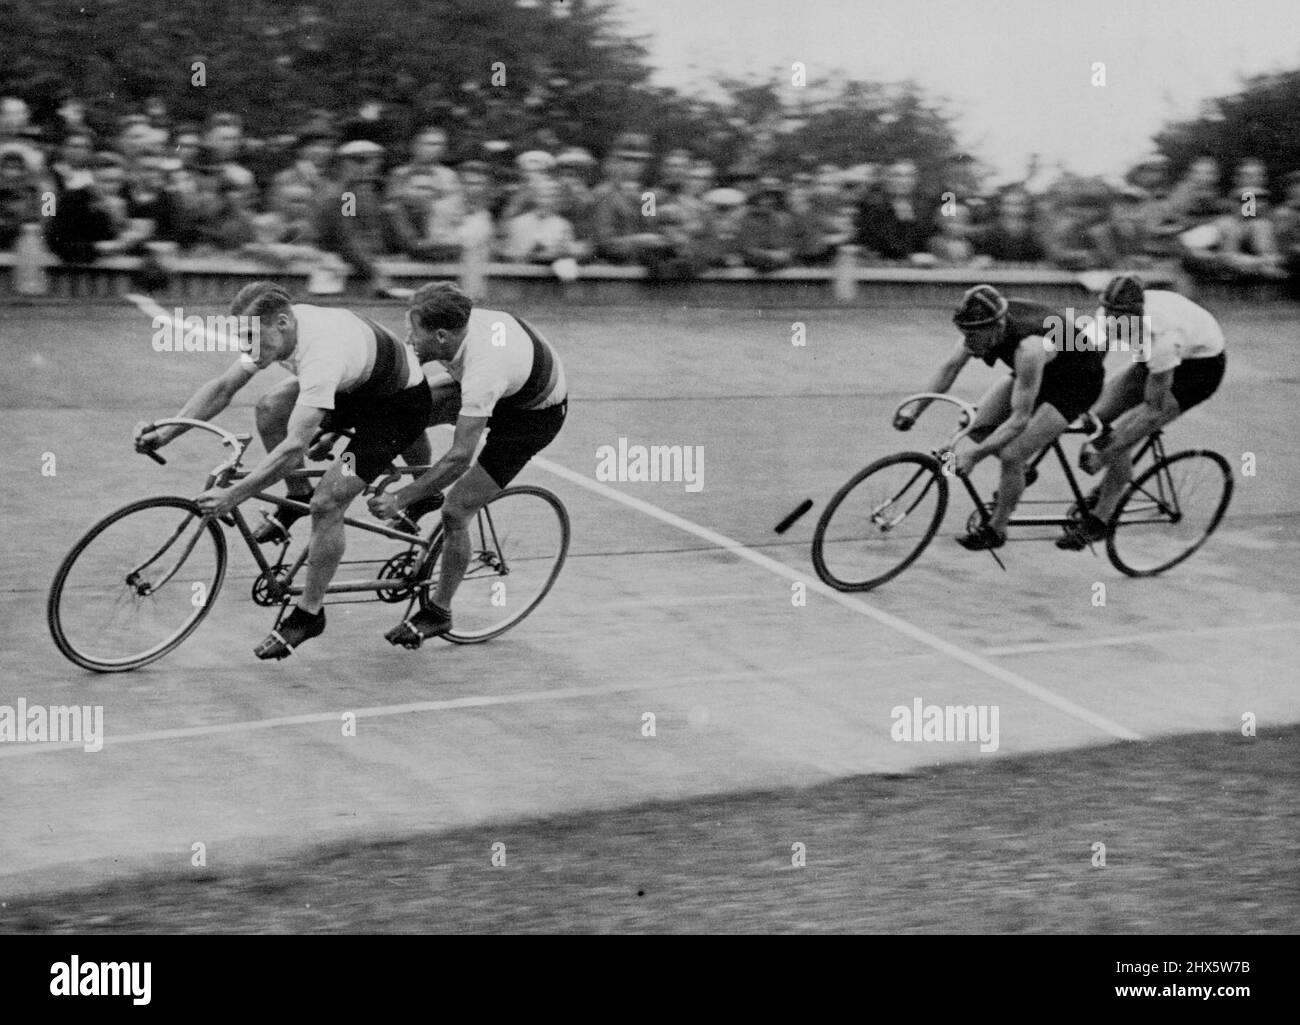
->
[366, 282, 569, 647]
[1059, 274, 1227, 549]
[133, 282, 433, 658]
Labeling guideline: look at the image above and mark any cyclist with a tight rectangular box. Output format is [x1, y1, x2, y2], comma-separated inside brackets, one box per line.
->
[895, 284, 1106, 549]
[372, 282, 569, 647]
[133, 281, 432, 658]
[1057, 274, 1227, 549]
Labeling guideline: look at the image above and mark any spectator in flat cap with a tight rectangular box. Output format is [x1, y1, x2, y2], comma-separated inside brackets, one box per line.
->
[317, 138, 391, 287]
[590, 134, 665, 264]
[737, 176, 797, 273]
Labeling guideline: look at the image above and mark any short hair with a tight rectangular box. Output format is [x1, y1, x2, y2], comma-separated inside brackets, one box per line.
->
[410, 281, 473, 332]
[231, 281, 294, 320]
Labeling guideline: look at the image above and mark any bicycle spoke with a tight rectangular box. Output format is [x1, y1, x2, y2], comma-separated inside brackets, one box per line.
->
[812, 453, 948, 591]
[1108, 451, 1232, 576]
[49, 498, 226, 672]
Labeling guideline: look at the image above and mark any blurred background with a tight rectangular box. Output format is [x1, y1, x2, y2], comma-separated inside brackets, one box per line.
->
[1, 0, 1299, 293]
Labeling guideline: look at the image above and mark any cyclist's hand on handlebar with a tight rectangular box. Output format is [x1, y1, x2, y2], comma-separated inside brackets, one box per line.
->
[307, 431, 340, 461]
[133, 420, 166, 452]
[367, 492, 402, 522]
[893, 411, 917, 432]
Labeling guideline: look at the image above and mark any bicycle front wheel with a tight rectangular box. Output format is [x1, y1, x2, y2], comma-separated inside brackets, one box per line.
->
[48, 496, 227, 672]
[1107, 449, 1233, 577]
[812, 453, 949, 591]
[421, 485, 570, 643]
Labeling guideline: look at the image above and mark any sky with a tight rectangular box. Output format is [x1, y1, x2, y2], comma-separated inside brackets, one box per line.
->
[610, 0, 1300, 182]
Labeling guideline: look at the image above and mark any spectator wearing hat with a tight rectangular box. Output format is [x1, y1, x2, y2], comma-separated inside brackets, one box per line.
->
[972, 186, 1047, 263]
[591, 132, 669, 265]
[553, 146, 597, 238]
[500, 149, 558, 221]
[738, 177, 797, 273]
[642, 148, 712, 278]
[317, 138, 391, 287]
[0, 144, 42, 251]
[503, 177, 586, 264]
[854, 159, 937, 261]
[697, 185, 747, 267]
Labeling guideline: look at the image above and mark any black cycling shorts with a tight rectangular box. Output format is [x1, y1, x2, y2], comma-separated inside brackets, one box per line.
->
[478, 399, 568, 488]
[1169, 352, 1226, 412]
[1035, 359, 1105, 422]
[321, 382, 433, 483]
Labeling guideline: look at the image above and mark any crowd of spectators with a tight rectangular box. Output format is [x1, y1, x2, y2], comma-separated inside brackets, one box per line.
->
[3, 94, 1300, 295]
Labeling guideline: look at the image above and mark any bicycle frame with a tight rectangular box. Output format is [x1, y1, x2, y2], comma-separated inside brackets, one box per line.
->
[893, 392, 1163, 530]
[139, 417, 493, 606]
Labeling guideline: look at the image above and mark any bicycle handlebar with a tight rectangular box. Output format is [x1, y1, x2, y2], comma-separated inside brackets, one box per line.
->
[138, 418, 251, 479]
[894, 392, 978, 429]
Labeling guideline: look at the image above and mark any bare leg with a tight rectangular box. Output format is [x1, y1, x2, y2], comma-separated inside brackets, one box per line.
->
[989, 405, 1069, 535]
[256, 378, 311, 496]
[299, 460, 367, 613]
[432, 463, 501, 610]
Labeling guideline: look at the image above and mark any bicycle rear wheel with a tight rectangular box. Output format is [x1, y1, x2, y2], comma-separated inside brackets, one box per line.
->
[420, 485, 570, 642]
[1107, 449, 1232, 576]
[48, 496, 227, 672]
[812, 453, 949, 591]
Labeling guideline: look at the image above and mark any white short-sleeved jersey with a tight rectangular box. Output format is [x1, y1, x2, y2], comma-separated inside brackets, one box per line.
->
[1098, 290, 1225, 375]
[434, 308, 567, 419]
[241, 304, 422, 410]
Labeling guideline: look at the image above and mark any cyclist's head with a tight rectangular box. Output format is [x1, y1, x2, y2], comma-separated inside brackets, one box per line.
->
[407, 281, 474, 360]
[231, 281, 295, 366]
[953, 284, 1008, 353]
[1101, 273, 1145, 316]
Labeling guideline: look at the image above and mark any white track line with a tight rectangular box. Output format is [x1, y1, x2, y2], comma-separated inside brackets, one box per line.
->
[0, 660, 923, 758]
[981, 620, 1298, 656]
[120, 294, 1140, 743]
[533, 456, 1142, 741]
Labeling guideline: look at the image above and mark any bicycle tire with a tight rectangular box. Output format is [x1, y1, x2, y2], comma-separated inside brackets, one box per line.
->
[1106, 449, 1233, 577]
[812, 452, 949, 591]
[48, 496, 227, 673]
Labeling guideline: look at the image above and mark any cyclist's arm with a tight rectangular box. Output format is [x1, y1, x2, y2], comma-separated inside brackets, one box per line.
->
[967, 339, 1043, 457]
[143, 358, 258, 446]
[224, 402, 325, 505]
[394, 414, 488, 508]
[899, 341, 970, 425]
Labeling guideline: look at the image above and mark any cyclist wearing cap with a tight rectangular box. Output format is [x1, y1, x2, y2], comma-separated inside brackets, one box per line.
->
[896, 284, 1106, 549]
[1058, 274, 1227, 549]
[133, 282, 433, 659]
[369, 282, 568, 647]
